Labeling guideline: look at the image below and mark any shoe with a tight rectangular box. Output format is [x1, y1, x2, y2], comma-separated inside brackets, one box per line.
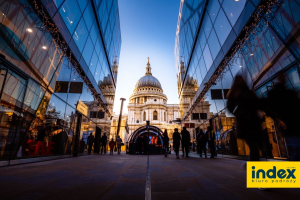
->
[181, 155, 184, 157]
[205, 156, 207, 158]
[200, 155, 202, 158]
[176, 156, 179, 159]
[186, 156, 189, 158]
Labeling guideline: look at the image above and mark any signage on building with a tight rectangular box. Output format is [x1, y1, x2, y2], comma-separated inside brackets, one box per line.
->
[76, 100, 88, 116]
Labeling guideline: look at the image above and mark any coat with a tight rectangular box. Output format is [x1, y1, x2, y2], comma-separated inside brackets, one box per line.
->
[109, 141, 115, 149]
[198, 132, 207, 144]
[173, 131, 181, 146]
[181, 129, 190, 145]
[267, 83, 300, 136]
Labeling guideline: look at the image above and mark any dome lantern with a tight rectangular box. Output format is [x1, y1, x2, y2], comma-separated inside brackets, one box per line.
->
[145, 57, 152, 75]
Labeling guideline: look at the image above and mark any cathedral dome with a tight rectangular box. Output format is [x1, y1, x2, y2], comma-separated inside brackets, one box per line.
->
[134, 58, 162, 90]
[135, 75, 162, 90]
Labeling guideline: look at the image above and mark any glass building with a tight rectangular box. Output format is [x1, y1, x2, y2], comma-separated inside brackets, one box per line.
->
[0, 0, 121, 165]
[175, 0, 300, 159]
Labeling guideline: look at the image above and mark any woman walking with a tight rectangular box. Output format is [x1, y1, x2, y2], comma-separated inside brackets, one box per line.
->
[163, 130, 169, 157]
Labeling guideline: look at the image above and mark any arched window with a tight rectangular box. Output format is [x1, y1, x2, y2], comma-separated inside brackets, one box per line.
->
[143, 111, 146, 121]
[153, 111, 158, 120]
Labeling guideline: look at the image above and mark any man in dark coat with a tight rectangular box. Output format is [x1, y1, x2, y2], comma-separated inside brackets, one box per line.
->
[87, 133, 95, 155]
[173, 128, 181, 159]
[267, 73, 300, 160]
[181, 127, 190, 158]
[100, 133, 107, 154]
[206, 126, 215, 158]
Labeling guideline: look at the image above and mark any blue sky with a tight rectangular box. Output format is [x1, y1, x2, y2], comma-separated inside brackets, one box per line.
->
[113, 0, 181, 115]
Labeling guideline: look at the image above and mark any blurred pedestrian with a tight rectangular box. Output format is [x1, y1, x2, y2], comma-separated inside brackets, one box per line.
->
[109, 139, 115, 155]
[181, 127, 190, 158]
[116, 136, 122, 154]
[87, 133, 95, 155]
[227, 76, 285, 161]
[198, 129, 207, 158]
[207, 126, 215, 158]
[267, 72, 300, 161]
[163, 129, 169, 157]
[173, 128, 181, 159]
[101, 133, 107, 154]
[196, 129, 201, 154]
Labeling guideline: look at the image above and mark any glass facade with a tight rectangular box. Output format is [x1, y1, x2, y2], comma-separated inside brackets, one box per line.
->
[0, 0, 121, 164]
[175, 0, 300, 159]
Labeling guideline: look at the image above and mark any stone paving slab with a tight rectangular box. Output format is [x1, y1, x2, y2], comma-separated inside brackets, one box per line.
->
[0, 153, 299, 200]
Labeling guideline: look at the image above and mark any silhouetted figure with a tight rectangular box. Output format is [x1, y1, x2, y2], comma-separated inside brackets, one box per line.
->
[109, 139, 115, 155]
[198, 129, 207, 158]
[181, 127, 190, 158]
[206, 126, 215, 158]
[143, 135, 148, 154]
[173, 128, 181, 159]
[227, 76, 285, 161]
[137, 136, 143, 154]
[101, 133, 107, 154]
[196, 130, 201, 154]
[163, 130, 169, 157]
[267, 73, 300, 161]
[116, 136, 122, 154]
[87, 133, 95, 155]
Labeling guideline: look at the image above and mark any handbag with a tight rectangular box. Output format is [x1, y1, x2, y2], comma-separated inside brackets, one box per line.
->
[121, 142, 124, 146]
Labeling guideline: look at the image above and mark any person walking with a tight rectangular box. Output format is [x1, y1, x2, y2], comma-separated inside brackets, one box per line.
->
[173, 128, 181, 159]
[163, 130, 169, 157]
[267, 72, 300, 161]
[109, 139, 115, 155]
[116, 136, 122, 154]
[181, 127, 190, 158]
[227, 75, 285, 161]
[198, 129, 207, 158]
[206, 126, 215, 158]
[87, 133, 95, 155]
[100, 133, 107, 154]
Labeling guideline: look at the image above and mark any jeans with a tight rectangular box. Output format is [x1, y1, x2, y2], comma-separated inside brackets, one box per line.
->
[199, 143, 207, 158]
[163, 144, 169, 154]
[117, 145, 121, 154]
[208, 140, 215, 158]
[101, 145, 106, 154]
[285, 136, 300, 161]
[174, 145, 179, 156]
[182, 143, 189, 157]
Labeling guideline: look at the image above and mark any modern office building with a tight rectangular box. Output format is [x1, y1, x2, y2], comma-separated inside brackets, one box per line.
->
[0, 0, 121, 165]
[175, 0, 300, 158]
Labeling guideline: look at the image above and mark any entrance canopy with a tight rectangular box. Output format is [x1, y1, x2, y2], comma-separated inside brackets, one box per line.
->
[128, 125, 164, 144]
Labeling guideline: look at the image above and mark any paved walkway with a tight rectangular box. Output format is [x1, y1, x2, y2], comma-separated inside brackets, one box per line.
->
[0, 153, 299, 200]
